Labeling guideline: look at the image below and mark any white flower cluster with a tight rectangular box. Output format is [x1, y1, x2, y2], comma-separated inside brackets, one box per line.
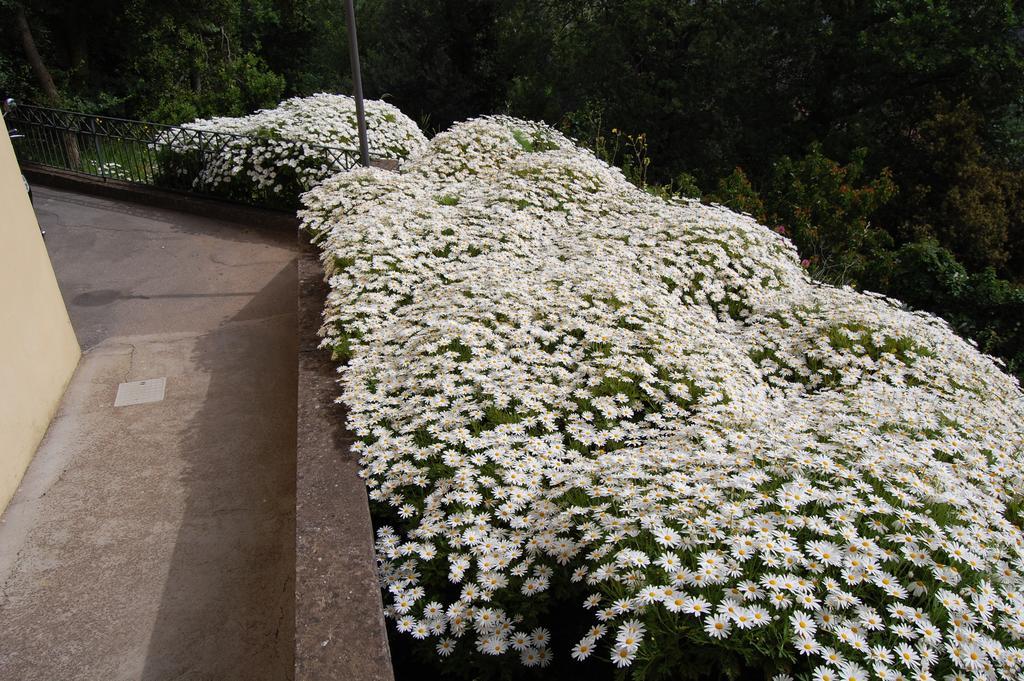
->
[300, 116, 1024, 679]
[86, 159, 135, 182]
[156, 93, 427, 199]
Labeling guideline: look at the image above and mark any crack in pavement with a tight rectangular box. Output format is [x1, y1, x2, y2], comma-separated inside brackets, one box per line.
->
[122, 343, 137, 383]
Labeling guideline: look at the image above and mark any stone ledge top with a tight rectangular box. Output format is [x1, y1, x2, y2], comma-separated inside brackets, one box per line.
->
[295, 239, 395, 681]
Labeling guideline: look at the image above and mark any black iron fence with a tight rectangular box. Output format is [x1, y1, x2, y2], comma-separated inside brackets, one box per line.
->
[5, 104, 371, 209]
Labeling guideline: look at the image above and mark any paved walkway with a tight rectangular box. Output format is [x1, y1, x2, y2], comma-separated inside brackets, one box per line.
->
[0, 187, 297, 680]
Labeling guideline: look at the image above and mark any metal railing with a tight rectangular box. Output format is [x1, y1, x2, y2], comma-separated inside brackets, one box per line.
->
[5, 104, 372, 209]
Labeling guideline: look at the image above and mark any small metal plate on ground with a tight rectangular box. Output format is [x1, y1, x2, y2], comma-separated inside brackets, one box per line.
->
[114, 377, 166, 407]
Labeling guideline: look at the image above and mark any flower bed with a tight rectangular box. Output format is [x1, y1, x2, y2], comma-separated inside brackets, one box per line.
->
[300, 116, 1024, 680]
[155, 93, 427, 208]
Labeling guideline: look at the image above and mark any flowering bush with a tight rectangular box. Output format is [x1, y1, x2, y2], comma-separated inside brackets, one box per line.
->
[154, 93, 427, 208]
[300, 116, 1024, 680]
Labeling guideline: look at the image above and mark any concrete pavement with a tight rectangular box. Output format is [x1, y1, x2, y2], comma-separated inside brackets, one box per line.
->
[0, 187, 297, 680]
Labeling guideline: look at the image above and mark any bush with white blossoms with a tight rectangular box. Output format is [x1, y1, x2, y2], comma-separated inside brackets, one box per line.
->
[155, 93, 427, 207]
[300, 115, 1024, 680]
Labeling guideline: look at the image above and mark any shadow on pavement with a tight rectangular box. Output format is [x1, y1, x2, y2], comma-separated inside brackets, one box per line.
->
[139, 260, 297, 681]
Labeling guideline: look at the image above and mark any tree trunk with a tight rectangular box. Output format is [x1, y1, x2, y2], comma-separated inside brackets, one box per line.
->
[15, 5, 60, 104]
[14, 5, 81, 169]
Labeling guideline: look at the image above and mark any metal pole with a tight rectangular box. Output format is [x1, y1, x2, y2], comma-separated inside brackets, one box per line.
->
[344, 0, 370, 167]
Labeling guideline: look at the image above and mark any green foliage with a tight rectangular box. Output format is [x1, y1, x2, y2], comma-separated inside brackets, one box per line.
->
[126, 9, 286, 122]
[900, 98, 1024, 277]
[886, 240, 1024, 379]
[669, 172, 702, 200]
[511, 128, 560, 153]
[706, 146, 1024, 382]
[712, 146, 897, 287]
[560, 103, 653, 188]
[711, 168, 765, 220]
[886, 239, 970, 307]
[0, 0, 289, 120]
[0, 47, 30, 99]
[762, 145, 898, 286]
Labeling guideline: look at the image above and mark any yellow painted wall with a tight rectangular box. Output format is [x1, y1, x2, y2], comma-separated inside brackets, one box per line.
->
[0, 126, 80, 512]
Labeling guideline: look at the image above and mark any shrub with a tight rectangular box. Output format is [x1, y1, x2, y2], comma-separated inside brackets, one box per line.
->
[711, 167, 766, 222]
[153, 93, 428, 208]
[888, 240, 1024, 380]
[712, 146, 897, 288]
[301, 117, 1024, 680]
[902, 99, 1024, 278]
